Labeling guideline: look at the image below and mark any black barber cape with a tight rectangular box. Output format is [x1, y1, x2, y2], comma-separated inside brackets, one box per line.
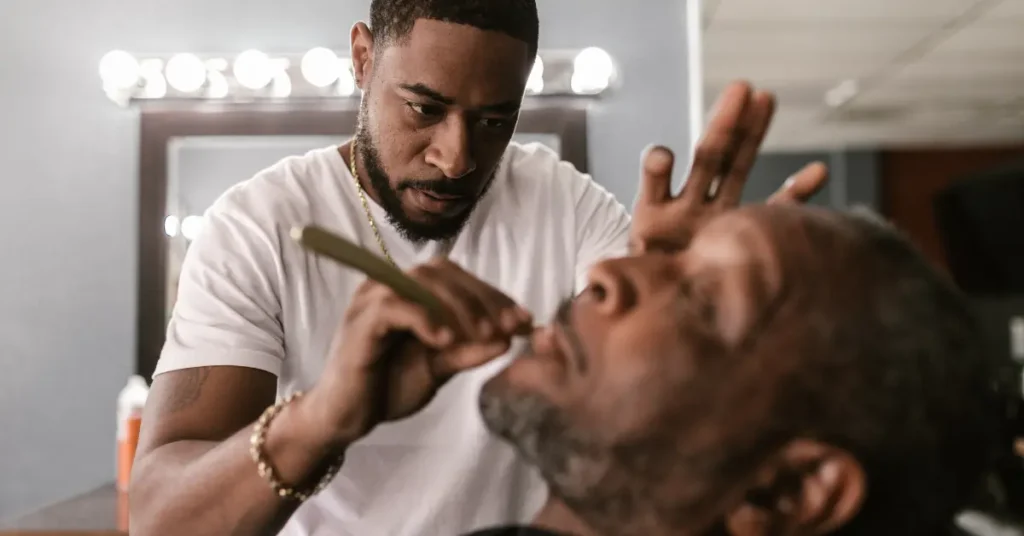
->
[462, 526, 571, 536]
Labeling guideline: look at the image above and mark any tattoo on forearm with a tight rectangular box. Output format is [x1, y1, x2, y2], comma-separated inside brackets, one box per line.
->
[164, 367, 212, 413]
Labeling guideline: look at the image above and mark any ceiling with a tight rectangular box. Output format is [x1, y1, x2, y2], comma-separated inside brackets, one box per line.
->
[701, 0, 1024, 151]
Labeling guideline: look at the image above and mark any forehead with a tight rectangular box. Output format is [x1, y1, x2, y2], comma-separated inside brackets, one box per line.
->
[376, 18, 532, 103]
[689, 208, 781, 268]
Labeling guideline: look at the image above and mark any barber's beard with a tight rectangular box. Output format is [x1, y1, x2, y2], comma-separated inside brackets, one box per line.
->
[354, 105, 498, 244]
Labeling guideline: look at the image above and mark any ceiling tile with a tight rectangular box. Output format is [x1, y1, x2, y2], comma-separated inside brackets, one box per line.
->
[926, 19, 1024, 54]
[704, 22, 939, 62]
[977, 0, 1024, 20]
[712, 0, 981, 22]
[705, 57, 882, 87]
[854, 81, 1024, 107]
[888, 55, 1024, 82]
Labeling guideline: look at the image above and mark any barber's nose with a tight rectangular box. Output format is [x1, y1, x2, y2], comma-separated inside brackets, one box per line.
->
[584, 255, 676, 316]
[425, 117, 476, 179]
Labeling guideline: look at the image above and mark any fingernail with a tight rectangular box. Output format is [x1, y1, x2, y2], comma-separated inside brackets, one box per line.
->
[783, 177, 795, 189]
[437, 327, 453, 345]
[644, 146, 674, 171]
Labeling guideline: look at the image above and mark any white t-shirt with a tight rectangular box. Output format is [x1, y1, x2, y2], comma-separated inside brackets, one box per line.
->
[155, 141, 631, 536]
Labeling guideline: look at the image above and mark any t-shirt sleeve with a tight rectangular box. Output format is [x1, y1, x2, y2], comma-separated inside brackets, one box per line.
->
[154, 191, 286, 378]
[571, 171, 631, 293]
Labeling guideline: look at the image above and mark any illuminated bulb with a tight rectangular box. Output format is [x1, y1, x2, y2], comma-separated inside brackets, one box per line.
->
[337, 61, 357, 96]
[233, 50, 273, 90]
[99, 50, 140, 90]
[180, 215, 204, 241]
[205, 58, 229, 72]
[164, 215, 180, 237]
[526, 56, 544, 94]
[301, 47, 340, 88]
[165, 53, 207, 93]
[206, 70, 229, 98]
[137, 59, 167, 99]
[570, 47, 614, 95]
[271, 72, 292, 98]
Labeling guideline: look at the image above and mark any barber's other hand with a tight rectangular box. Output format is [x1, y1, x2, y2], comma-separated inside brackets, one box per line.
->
[307, 258, 533, 447]
[629, 81, 829, 254]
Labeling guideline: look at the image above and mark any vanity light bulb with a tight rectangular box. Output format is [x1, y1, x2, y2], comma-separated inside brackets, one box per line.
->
[571, 47, 614, 95]
[206, 71, 229, 99]
[99, 50, 140, 90]
[272, 72, 293, 98]
[233, 50, 274, 90]
[526, 56, 544, 94]
[181, 215, 204, 241]
[337, 61, 357, 97]
[165, 53, 207, 93]
[301, 47, 341, 88]
[163, 215, 180, 238]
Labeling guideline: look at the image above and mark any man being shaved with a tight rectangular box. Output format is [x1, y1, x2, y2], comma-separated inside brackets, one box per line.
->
[470, 204, 996, 535]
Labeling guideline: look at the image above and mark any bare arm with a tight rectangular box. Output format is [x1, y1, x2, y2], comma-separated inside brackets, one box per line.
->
[129, 366, 343, 536]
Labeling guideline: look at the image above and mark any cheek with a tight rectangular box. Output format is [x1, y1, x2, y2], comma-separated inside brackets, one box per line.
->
[368, 97, 429, 167]
[581, 318, 696, 442]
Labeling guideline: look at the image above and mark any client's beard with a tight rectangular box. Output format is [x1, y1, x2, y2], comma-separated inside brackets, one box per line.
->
[479, 383, 609, 491]
[478, 377, 743, 536]
[354, 103, 498, 244]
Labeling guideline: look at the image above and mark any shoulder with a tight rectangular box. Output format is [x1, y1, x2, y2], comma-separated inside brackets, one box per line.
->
[499, 141, 609, 200]
[205, 146, 340, 238]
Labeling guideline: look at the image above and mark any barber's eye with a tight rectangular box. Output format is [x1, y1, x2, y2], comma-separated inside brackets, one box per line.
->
[479, 117, 511, 129]
[407, 102, 443, 118]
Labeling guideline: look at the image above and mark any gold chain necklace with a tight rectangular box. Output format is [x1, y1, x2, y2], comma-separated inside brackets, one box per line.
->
[349, 140, 396, 266]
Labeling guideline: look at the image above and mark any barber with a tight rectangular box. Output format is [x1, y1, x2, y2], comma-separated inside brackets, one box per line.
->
[128, 1, 827, 535]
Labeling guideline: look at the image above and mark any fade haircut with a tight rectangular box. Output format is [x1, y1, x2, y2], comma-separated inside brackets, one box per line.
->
[369, 0, 540, 58]
[765, 207, 998, 534]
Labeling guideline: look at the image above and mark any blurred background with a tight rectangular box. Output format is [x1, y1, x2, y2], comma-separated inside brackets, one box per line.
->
[0, 0, 1022, 532]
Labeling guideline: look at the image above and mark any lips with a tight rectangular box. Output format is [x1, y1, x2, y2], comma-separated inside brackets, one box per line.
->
[551, 322, 584, 373]
[408, 188, 470, 214]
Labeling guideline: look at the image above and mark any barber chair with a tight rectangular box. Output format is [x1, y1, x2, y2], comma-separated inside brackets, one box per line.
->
[933, 165, 1024, 530]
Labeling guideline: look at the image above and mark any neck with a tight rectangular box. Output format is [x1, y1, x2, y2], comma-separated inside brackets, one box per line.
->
[531, 497, 600, 536]
[341, 141, 383, 206]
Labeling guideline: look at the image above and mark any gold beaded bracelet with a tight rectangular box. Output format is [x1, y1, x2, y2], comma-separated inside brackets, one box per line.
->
[249, 391, 344, 502]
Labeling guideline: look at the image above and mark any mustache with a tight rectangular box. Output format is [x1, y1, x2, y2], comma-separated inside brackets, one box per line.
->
[397, 178, 476, 197]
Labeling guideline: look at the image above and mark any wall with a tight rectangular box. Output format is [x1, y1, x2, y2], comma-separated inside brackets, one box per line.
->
[0, 0, 691, 519]
[742, 149, 880, 209]
[881, 144, 1024, 271]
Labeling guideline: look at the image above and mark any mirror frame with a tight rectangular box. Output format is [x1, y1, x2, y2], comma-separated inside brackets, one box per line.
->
[137, 100, 590, 379]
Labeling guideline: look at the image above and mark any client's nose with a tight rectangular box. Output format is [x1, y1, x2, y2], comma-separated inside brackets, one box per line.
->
[585, 254, 676, 316]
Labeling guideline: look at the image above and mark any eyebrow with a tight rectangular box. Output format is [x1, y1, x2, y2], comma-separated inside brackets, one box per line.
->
[398, 83, 521, 115]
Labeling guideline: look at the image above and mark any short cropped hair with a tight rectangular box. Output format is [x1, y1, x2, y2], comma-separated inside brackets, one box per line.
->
[778, 207, 998, 534]
[369, 0, 540, 58]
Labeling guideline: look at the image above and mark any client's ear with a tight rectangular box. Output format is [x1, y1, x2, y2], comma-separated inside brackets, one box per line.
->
[724, 439, 865, 535]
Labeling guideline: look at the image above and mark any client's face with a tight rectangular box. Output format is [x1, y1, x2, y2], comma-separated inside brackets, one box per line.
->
[481, 205, 838, 535]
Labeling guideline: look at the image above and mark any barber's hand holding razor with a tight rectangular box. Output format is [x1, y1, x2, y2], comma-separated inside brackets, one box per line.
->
[630, 81, 830, 254]
[305, 258, 533, 447]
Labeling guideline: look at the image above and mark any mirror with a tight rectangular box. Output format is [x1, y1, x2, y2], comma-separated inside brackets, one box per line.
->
[163, 132, 566, 322]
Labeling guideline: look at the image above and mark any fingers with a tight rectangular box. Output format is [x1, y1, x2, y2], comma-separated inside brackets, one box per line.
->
[637, 145, 675, 203]
[683, 81, 753, 203]
[714, 90, 777, 206]
[409, 258, 531, 343]
[432, 340, 513, 379]
[766, 162, 829, 205]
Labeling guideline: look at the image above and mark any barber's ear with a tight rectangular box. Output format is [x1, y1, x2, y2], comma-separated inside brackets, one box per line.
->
[350, 22, 374, 89]
[724, 440, 865, 535]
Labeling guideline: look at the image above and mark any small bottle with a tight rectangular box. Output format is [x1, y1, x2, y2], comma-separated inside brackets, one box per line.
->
[117, 375, 149, 492]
